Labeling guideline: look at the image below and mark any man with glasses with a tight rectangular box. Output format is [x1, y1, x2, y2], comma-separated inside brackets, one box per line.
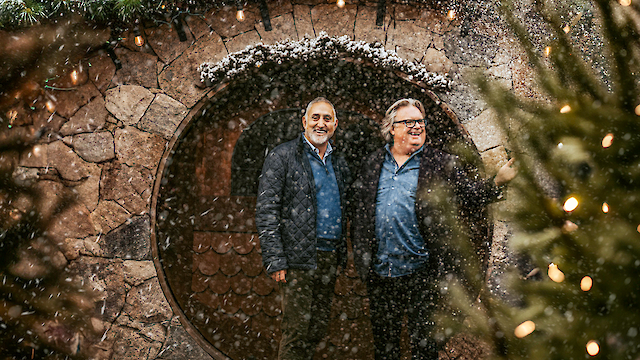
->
[351, 98, 516, 359]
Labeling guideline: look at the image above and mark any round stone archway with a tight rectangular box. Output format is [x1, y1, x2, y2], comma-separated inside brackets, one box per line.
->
[150, 56, 492, 359]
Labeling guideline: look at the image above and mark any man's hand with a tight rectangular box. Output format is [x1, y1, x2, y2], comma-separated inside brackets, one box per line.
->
[494, 158, 517, 186]
[271, 269, 287, 283]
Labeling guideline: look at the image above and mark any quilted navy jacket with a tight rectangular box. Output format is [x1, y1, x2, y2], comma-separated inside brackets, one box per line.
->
[256, 134, 351, 274]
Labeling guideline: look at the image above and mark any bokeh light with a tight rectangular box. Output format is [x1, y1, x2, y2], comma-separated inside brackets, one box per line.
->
[563, 197, 579, 212]
[602, 202, 609, 213]
[602, 133, 614, 148]
[514, 321, 536, 338]
[619, 0, 631, 6]
[337, 0, 345, 8]
[548, 263, 565, 283]
[560, 104, 572, 113]
[581, 276, 593, 291]
[586, 340, 600, 356]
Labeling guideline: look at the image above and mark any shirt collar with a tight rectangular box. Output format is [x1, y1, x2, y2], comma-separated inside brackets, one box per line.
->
[303, 133, 333, 160]
[384, 143, 424, 162]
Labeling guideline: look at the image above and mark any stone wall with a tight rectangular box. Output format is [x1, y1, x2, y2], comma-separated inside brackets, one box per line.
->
[11, 1, 533, 359]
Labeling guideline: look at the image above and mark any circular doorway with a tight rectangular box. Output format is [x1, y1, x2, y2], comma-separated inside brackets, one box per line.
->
[151, 58, 488, 359]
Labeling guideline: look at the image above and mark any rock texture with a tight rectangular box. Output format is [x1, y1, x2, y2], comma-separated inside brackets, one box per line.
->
[137, 94, 188, 139]
[71, 131, 115, 163]
[105, 85, 155, 126]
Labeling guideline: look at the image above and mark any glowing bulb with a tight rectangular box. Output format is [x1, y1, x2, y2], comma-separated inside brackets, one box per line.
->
[337, 0, 345, 8]
[560, 104, 572, 113]
[71, 69, 79, 85]
[45, 100, 56, 112]
[563, 197, 579, 212]
[637, 224, 640, 233]
[586, 340, 600, 356]
[602, 133, 614, 148]
[635, 104, 640, 116]
[544, 46, 551, 57]
[135, 35, 144, 47]
[602, 202, 609, 213]
[548, 263, 565, 283]
[447, 10, 456, 21]
[619, 0, 631, 6]
[581, 276, 593, 291]
[563, 25, 571, 33]
[161, 4, 165, 9]
[514, 321, 535, 338]
[236, 9, 245, 21]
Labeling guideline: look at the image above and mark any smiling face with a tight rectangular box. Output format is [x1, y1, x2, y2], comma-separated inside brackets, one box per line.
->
[390, 105, 426, 154]
[303, 101, 337, 147]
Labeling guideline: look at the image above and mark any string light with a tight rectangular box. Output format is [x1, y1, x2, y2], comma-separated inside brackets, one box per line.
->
[236, 2, 245, 22]
[514, 321, 535, 338]
[637, 224, 640, 233]
[134, 27, 144, 47]
[581, 276, 593, 291]
[337, 0, 345, 8]
[563, 25, 571, 33]
[45, 100, 56, 112]
[560, 104, 572, 113]
[602, 202, 609, 213]
[635, 104, 640, 116]
[602, 133, 614, 148]
[586, 340, 600, 356]
[447, 10, 456, 21]
[544, 46, 551, 57]
[70, 69, 79, 85]
[563, 197, 579, 212]
[548, 263, 565, 283]
[619, 0, 631, 6]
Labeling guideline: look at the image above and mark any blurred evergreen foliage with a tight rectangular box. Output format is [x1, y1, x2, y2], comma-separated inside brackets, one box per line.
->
[0, 130, 96, 359]
[442, 0, 640, 359]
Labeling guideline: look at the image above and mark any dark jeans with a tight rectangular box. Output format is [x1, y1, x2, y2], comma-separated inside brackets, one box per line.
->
[278, 250, 338, 360]
[367, 269, 439, 360]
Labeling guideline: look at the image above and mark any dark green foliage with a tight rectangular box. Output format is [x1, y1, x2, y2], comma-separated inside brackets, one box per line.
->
[449, 0, 640, 359]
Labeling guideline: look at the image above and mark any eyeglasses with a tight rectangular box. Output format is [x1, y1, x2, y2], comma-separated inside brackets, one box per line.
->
[393, 118, 426, 128]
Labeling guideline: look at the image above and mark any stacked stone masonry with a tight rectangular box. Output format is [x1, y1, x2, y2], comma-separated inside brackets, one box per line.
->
[10, 1, 533, 359]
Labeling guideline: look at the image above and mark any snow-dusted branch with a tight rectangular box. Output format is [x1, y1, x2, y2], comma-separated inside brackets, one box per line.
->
[198, 32, 451, 89]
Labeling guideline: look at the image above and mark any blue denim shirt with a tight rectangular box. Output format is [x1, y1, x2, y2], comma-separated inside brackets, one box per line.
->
[374, 144, 429, 277]
[303, 136, 341, 251]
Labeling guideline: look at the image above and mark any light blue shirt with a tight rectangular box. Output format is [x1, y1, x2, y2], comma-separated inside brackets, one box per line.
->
[374, 144, 429, 277]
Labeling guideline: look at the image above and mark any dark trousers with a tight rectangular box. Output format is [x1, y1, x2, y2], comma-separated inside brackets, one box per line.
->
[367, 269, 439, 360]
[278, 250, 338, 360]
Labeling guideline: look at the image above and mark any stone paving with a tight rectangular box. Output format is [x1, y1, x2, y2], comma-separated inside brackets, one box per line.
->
[10, 1, 535, 359]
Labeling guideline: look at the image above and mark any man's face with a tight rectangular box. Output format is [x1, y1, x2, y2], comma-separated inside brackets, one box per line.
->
[390, 105, 426, 149]
[303, 102, 337, 147]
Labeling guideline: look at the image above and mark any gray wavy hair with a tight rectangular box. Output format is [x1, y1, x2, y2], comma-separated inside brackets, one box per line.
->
[381, 98, 426, 142]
